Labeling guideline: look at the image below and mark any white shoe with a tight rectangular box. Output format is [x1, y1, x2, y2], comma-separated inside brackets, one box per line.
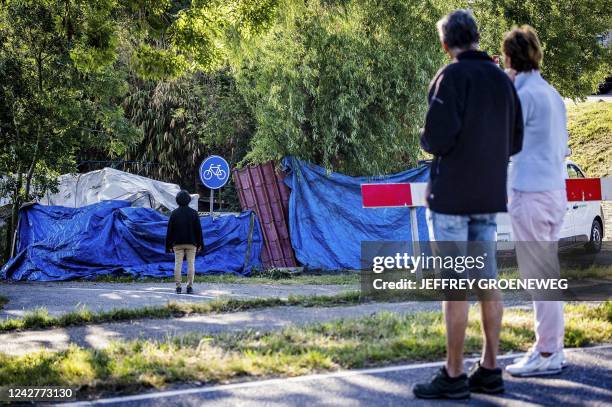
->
[506, 350, 564, 377]
[512, 349, 568, 368]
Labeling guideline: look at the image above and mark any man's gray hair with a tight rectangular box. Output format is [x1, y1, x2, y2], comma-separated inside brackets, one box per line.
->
[436, 9, 480, 50]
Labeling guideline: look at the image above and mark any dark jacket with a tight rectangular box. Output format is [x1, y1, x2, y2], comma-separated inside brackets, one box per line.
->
[420, 50, 523, 215]
[165, 202, 204, 253]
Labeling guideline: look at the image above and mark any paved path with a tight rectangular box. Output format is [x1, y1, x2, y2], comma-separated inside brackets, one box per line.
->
[65, 345, 612, 406]
[0, 301, 445, 356]
[0, 282, 355, 319]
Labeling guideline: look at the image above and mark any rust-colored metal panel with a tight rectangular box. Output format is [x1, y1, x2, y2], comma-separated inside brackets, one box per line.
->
[232, 162, 297, 268]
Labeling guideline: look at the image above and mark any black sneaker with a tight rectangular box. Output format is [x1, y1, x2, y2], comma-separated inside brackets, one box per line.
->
[468, 361, 504, 394]
[413, 367, 470, 399]
[176, 286, 182, 294]
[186, 286, 193, 294]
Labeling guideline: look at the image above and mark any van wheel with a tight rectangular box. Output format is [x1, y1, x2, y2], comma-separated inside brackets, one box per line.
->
[585, 219, 602, 253]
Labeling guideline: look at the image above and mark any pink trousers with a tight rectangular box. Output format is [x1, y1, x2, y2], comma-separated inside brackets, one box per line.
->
[508, 189, 566, 353]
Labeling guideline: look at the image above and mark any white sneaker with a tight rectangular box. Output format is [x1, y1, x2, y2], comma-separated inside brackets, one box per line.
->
[512, 349, 568, 368]
[506, 350, 564, 377]
[512, 348, 536, 364]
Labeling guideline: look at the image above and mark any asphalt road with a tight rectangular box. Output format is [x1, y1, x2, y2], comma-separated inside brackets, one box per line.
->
[64, 345, 612, 407]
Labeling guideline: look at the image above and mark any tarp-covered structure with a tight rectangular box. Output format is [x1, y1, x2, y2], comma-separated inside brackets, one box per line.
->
[1, 201, 262, 281]
[40, 168, 198, 211]
[282, 157, 430, 270]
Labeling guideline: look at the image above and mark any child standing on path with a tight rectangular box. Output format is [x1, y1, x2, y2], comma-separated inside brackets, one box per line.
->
[165, 190, 204, 294]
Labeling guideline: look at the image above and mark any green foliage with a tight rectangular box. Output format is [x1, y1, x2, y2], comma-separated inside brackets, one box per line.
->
[0, 0, 141, 261]
[567, 101, 612, 177]
[124, 0, 282, 80]
[132, 45, 189, 81]
[229, 0, 610, 173]
[234, 0, 446, 175]
[470, 0, 612, 99]
[123, 70, 255, 193]
[0, 1, 140, 174]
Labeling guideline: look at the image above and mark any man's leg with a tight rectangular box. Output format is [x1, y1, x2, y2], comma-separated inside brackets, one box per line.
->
[479, 300, 503, 368]
[174, 246, 185, 288]
[413, 212, 471, 400]
[468, 214, 501, 370]
[185, 245, 196, 288]
[444, 300, 470, 376]
[429, 211, 469, 377]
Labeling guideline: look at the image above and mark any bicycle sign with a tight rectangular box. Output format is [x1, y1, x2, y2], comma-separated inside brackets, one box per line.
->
[202, 164, 227, 181]
[199, 155, 230, 190]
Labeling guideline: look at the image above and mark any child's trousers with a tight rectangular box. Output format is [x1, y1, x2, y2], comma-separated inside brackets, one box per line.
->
[173, 244, 196, 288]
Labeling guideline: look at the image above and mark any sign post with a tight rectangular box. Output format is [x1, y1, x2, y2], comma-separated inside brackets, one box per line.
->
[199, 155, 230, 216]
[361, 182, 428, 279]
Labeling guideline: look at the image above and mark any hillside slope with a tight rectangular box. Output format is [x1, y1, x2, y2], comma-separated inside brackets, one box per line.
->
[566, 101, 611, 177]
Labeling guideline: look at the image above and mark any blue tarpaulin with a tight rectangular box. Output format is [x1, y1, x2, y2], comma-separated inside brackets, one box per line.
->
[282, 157, 430, 270]
[1, 201, 262, 281]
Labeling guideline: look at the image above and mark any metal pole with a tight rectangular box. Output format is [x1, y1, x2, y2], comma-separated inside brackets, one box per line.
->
[209, 189, 214, 216]
[409, 207, 422, 280]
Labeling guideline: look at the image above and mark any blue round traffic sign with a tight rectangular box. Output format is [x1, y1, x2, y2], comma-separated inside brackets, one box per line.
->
[199, 155, 230, 189]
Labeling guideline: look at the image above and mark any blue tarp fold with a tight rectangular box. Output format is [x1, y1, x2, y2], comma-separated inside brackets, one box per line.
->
[282, 157, 430, 270]
[1, 201, 262, 281]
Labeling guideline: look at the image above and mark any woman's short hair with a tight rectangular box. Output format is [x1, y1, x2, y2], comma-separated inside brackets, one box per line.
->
[502, 25, 543, 72]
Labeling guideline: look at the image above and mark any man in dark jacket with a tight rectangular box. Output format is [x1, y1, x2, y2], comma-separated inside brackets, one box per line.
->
[413, 10, 523, 400]
[165, 190, 204, 294]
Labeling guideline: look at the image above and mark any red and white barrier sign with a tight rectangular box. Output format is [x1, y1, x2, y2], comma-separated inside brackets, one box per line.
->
[565, 178, 612, 202]
[361, 183, 427, 208]
[361, 177, 610, 280]
[361, 178, 612, 209]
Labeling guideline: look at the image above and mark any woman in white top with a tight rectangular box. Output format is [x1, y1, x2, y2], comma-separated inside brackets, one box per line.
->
[502, 26, 568, 377]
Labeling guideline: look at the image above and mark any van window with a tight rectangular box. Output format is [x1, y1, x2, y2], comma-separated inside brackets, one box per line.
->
[567, 164, 585, 179]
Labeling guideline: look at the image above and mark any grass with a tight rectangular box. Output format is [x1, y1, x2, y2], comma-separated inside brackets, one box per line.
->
[498, 265, 612, 280]
[90, 271, 359, 285]
[0, 291, 361, 333]
[566, 100, 611, 177]
[0, 295, 7, 310]
[0, 302, 609, 399]
[84, 264, 611, 286]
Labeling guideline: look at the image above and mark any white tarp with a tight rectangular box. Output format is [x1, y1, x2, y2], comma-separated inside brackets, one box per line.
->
[40, 168, 198, 211]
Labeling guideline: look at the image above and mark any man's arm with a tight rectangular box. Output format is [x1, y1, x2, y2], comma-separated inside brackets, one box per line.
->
[420, 71, 463, 156]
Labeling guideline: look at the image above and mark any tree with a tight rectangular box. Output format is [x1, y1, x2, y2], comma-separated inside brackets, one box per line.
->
[123, 70, 255, 195]
[232, 0, 610, 175]
[126, 0, 282, 80]
[469, 0, 611, 99]
[0, 0, 140, 260]
[232, 0, 446, 176]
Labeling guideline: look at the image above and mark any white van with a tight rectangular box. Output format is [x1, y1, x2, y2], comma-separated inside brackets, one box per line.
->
[497, 160, 604, 253]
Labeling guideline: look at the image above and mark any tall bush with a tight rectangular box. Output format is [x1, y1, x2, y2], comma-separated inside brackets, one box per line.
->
[233, 0, 446, 175]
